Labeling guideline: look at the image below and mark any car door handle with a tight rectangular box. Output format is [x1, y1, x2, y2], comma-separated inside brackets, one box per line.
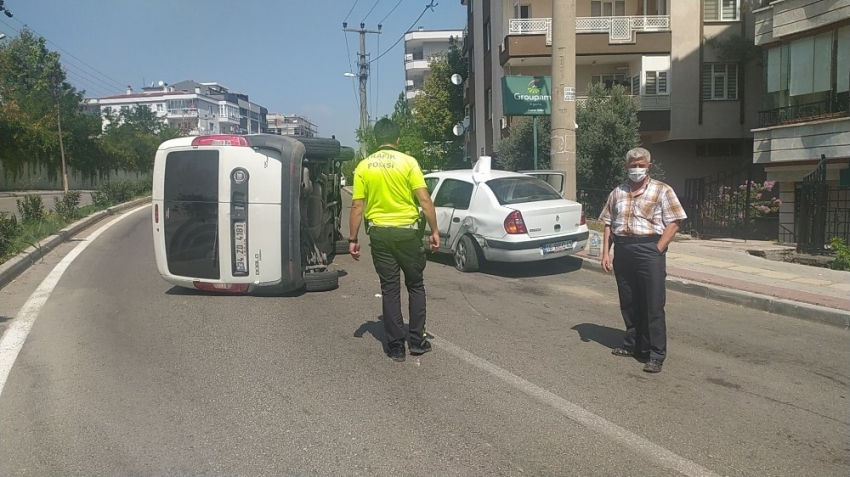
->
[452, 217, 460, 223]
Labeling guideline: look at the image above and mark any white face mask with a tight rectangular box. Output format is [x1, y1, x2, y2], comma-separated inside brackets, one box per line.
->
[628, 167, 648, 182]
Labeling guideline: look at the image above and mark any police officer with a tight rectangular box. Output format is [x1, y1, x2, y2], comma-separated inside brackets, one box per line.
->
[348, 118, 440, 362]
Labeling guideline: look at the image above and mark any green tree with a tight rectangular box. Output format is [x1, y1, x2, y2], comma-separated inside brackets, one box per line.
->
[101, 105, 181, 173]
[495, 116, 551, 171]
[576, 82, 648, 190]
[411, 38, 467, 170]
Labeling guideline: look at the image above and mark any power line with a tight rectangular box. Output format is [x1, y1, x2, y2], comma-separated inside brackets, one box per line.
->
[343, 0, 361, 23]
[367, 0, 437, 66]
[11, 16, 127, 91]
[342, 31, 361, 110]
[361, 0, 381, 23]
[375, 33, 380, 117]
[378, 0, 404, 25]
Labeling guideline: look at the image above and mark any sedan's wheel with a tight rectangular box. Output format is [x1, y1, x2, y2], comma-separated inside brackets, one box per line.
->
[454, 235, 480, 273]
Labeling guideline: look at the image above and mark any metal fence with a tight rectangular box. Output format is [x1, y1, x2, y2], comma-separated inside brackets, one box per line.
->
[577, 187, 611, 221]
[796, 155, 850, 254]
[683, 162, 779, 241]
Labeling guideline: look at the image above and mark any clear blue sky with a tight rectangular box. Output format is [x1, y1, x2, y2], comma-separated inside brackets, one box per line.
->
[0, 0, 466, 147]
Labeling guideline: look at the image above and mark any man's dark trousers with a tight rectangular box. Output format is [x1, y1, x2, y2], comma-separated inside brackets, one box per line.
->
[369, 226, 427, 349]
[612, 238, 667, 362]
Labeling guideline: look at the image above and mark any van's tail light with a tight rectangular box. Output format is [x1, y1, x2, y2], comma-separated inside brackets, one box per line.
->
[580, 212, 586, 225]
[193, 282, 249, 293]
[154, 204, 159, 224]
[504, 210, 527, 235]
[192, 135, 249, 147]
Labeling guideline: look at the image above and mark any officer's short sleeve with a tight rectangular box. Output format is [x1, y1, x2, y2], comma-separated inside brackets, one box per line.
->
[408, 159, 427, 191]
[352, 161, 366, 200]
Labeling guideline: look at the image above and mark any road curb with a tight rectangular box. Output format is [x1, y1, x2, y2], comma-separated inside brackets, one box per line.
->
[576, 255, 850, 330]
[0, 196, 151, 291]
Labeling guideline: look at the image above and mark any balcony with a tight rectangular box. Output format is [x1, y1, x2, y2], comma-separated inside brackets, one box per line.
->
[404, 54, 431, 72]
[757, 98, 850, 129]
[406, 90, 423, 100]
[501, 16, 672, 66]
[576, 94, 670, 132]
[577, 94, 670, 111]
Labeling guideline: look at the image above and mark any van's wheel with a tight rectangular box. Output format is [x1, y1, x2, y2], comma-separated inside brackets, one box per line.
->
[335, 240, 350, 254]
[305, 269, 339, 292]
[296, 137, 341, 159]
[454, 235, 480, 273]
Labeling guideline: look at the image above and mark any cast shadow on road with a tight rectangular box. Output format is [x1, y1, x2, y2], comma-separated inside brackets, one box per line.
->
[427, 253, 584, 278]
[354, 317, 388, 353]
[164, 286, 307, 298]
[0, 316, 11, 324]
[571, 323, 624, 350]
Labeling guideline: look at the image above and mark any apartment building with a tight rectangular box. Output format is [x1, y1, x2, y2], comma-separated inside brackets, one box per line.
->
[405, 27, 465, 103]
[85, 80, 267, 136]
[751, 0, 850, 244]
[267, 113, 318, 137]
[461, 0, 764, 193]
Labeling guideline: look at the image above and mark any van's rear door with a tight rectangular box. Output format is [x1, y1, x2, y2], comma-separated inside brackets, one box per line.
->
[163, 149, 221, 279]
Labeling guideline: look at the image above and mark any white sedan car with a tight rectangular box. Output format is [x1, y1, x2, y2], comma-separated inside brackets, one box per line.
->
[422, 157, 589, 272]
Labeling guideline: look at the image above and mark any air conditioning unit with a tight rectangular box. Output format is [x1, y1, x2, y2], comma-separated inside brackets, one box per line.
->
[499, 117, 508, 130]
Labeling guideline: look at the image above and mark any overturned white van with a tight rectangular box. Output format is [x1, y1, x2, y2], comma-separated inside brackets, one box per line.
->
[151, 134, 354, 295]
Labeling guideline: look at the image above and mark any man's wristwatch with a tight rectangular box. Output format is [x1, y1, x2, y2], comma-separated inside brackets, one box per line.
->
[348, 237, 358, 244]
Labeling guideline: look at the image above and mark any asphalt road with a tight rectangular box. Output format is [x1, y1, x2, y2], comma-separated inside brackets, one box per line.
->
[0, 195, 847, 477]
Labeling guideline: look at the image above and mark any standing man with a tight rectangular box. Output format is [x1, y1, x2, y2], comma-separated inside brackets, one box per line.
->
[348, 118, 440, 362]
[598, 147, 687, 373]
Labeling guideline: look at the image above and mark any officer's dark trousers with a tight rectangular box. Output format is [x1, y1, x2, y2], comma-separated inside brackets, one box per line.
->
[369, 226, 427, 349]
[612, 238, 667, 362]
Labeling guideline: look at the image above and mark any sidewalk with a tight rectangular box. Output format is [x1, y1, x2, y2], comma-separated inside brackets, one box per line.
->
[577, 233, 850, 328]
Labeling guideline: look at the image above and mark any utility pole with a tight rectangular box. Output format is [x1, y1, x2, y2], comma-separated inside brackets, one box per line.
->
[550, 0, 577, 200]
[343, 22, 381, 156]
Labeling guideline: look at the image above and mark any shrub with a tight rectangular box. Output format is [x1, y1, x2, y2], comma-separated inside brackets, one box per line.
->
[829, 237, 850, 271]
[0, 212, 21, 258]
[53, 190, 82, 222]
[16, 194, 45, 223]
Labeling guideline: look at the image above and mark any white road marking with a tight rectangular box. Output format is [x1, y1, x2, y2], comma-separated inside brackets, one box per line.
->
[430, 333, 722, 477]
[0, 204, 150, 397]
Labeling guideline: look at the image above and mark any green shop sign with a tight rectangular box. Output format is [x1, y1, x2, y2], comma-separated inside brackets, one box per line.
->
[502, 75, 552, 116]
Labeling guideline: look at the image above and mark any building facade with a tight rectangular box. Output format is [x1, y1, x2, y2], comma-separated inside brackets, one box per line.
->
[266, 113, 318, 137]
[751, 0, 850, 244]
[85, 80, 267, 136]
[461, 0, 765, 194]
[405, 27, 465, 103]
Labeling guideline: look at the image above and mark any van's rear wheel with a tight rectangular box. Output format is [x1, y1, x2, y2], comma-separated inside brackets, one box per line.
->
[297, 137, 341, 159]
[305, 269, 339, 292]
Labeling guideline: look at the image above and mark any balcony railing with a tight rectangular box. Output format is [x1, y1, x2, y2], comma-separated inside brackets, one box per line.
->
[577, 94, 670, 111]
[757, 98, 850, 128]
[508, 15, 670, 45]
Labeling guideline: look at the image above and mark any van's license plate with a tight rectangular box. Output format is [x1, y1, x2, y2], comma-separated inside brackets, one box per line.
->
[234, 221, 248, 274]
[541, 240, 574, 255]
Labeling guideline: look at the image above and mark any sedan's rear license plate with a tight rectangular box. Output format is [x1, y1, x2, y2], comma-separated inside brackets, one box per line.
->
[541, 240, 574, 255]
[233, 221, 248, 274]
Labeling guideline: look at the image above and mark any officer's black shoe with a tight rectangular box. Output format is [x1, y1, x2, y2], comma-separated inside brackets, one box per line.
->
[643, 358, 663, 373]
[388, 345, 406, 362]
[409, 339, 432, 355]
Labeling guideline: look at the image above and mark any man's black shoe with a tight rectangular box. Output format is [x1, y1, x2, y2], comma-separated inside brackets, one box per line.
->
[643, 358, 663, 373]
[388, 345, 406, 362]
[408, 339, 432, 355]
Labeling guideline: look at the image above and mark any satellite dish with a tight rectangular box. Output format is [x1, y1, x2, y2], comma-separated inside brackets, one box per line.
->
[452, 124, 465, 136]
[158, 80, 164, 86]
[451, 74, 463, 85]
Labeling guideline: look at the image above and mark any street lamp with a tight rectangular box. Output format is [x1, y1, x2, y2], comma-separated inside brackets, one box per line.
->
[0, 33, 6, 40]
[343, 72, 357, 78]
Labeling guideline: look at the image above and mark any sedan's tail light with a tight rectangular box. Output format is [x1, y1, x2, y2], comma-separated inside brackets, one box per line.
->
[504, 210, 528, 234]
[580, 212, 586, 225]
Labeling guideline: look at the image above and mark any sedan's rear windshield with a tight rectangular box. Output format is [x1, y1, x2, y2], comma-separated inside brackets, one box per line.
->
[486, 177, 562, 205]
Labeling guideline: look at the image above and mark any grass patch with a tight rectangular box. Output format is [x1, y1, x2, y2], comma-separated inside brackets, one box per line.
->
[1, 179, 151, 263]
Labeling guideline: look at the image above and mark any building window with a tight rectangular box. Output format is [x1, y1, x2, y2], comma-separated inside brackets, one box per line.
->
[591, 0, 625, 16]
[485, 88, 492, 121]
[484, 21, 491, 52]
[704, 0, 738, 22]
[702, 63, 737, 100]
[645, 71, 669, 95]
[514, 3, 531, 18]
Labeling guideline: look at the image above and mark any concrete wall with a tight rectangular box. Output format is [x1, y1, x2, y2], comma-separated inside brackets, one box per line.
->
[645, 139, 758, 193]
[753, 117, 850, 163]
[0, 164, 146, 191]
[755, 0, 850, 45]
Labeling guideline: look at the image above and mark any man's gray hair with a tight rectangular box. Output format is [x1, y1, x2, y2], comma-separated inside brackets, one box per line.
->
[625, 147, 651, 164]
